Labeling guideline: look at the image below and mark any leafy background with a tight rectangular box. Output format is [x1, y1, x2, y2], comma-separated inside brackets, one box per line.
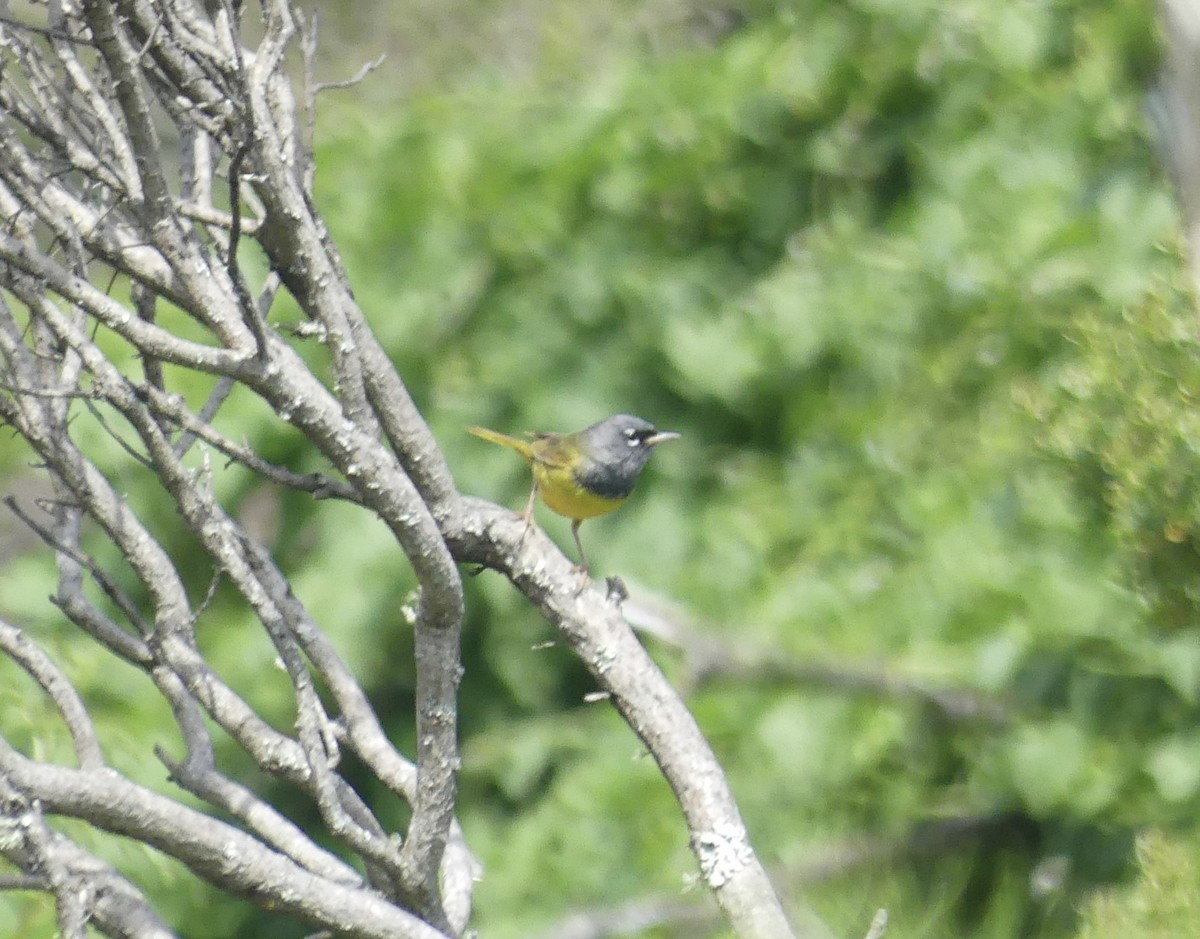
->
[3, 0, 1200, 936]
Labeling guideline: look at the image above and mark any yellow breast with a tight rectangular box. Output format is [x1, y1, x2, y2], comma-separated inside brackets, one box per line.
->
[532, 461, 627, 520]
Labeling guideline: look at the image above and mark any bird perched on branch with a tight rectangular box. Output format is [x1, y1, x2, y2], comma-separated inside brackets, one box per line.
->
[468, 414, 679, 574]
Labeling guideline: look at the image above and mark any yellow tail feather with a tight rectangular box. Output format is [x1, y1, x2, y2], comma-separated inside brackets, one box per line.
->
[467, 425, 535, 461]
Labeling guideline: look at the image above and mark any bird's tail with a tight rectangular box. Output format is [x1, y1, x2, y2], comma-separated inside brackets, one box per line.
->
[467, 425, 535, 460]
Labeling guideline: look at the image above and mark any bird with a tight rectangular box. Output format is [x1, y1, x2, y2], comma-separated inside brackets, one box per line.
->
[468, 414, 679, 574]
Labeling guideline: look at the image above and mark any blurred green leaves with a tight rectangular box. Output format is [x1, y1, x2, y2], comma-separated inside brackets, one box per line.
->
[307, 0, 1195, 934]
[4, 0, 1196, 935]
[1076, 829, 1200, 938]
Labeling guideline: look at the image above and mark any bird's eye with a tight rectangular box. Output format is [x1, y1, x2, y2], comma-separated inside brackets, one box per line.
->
[623, 427, 640, 446]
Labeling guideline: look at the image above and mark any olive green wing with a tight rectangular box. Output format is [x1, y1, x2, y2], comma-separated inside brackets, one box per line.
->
[529, 432, 579, 470]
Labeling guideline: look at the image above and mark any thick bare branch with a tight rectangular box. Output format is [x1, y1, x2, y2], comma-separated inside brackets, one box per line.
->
[0, 777, 177, 939]
[444, 499, 804, 939]
[0, 738, 449, 939]
[0, 248, 253, 370]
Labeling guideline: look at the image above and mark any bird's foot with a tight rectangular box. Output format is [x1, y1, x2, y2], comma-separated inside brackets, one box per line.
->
[604, 575, 628, 605]
[570, 563, 592, 593]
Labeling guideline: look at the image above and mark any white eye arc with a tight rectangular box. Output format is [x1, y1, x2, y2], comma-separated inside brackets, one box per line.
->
[622, 425, 654, 447]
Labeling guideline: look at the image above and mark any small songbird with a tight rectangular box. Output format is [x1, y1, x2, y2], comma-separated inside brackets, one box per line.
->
[468, 414, 679, 574]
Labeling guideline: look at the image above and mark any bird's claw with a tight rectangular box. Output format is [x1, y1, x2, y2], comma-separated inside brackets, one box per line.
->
[604, 575, 628, 605]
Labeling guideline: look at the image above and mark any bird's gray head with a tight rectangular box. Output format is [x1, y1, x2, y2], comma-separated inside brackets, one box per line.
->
[576, 414, 680, 499]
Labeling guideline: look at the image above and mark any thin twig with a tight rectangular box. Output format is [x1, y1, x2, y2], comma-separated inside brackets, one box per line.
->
[4, 496, 152, 637]
[226, 139, 269, 361]
[130, 378, 358, 500]
[152, 669, 361, 886]
[0, 619, 105, 770]
[0, 12, 93, 44]
[314, 53, 387, 94]
[863, 909, 888, 939]
[0, 873, 47, 891]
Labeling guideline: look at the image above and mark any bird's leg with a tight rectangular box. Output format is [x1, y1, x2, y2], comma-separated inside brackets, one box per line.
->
[516, 482, 538, 549]
[521, 483, 538, 526]
[570, 519, 590, 577]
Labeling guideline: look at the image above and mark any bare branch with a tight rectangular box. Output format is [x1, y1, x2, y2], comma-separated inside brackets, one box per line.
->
[0, 1, 810, 935]
[6, 497, 139, 645]
[0, 777, 177, 939]
[129, 379, 359, 500]
[0, 619, 104, 770]
[538, 813, 1021, 939]
[863, 909, 888, 939]
[0, 2, 479, 933]
[445, 499, 804, 939]
[0, 248, 253, 371]
[0, 739, 450, 939]
[153, 668, 362, 886]
[1158, 0, 1200, 299]
[0, 874, 45, 891]
[315, 53, 388, 95]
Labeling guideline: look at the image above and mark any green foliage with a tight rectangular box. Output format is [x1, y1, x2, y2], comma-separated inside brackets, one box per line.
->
[1075, 829, 1200, 939]
[1028, 278, 1200, 627]
[312, 0, 1197, 934]
[7, 0, 1200, 935]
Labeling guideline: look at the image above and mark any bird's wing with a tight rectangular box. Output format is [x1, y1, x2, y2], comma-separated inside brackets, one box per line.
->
[529, 432, 575, 469]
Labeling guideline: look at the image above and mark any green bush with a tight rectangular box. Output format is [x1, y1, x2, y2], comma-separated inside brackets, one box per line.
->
[6, 0, 1194, 935]
[306, 0, 1197, 935]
